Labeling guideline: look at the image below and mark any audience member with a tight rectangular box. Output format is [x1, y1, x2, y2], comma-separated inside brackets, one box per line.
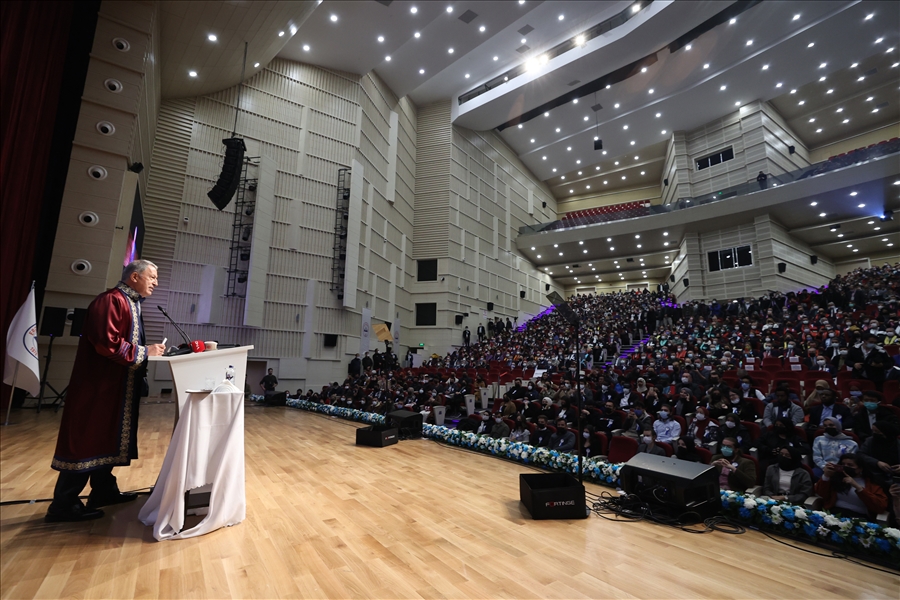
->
[549, 418, 576, 452]
[711, 438, 757, 491]
[814, 454, 889, 520]
[762, 447, 812, 504]
[811, 416, 859, 478]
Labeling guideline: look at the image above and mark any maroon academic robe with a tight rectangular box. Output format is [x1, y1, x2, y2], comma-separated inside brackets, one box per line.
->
[52, 282, 147, 472]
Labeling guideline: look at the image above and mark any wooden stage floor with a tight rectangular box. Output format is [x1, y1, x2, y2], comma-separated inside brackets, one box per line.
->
[1, 403, 896, 599]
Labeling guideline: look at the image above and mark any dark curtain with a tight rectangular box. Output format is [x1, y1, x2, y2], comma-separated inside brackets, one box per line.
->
[1, 1, 74, 412]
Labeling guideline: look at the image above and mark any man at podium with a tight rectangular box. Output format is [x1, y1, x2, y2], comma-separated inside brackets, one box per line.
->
[46, 260, 166, 523]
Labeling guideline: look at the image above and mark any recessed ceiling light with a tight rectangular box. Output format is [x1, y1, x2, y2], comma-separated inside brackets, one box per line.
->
[448, 48, 454, 54]
[614, 103, 620, 108]
[575, 34, 585, 46]
[615, 161, 619, 165]
[635, 234, 640, 239]
[479, 25, 486, 32]
[330, 14, 338, 22]
[661, 130, 667, 135]
[720, 85, 727, 91]
[302, 44, 310, 51]
[578, 171, 582, 175]
[279, 31, 285, 37]
[819, 62, 827, 69]
[729, 18, 736, 25]
[790, 89, 797, 94]
[875, 226, 881, 230]
[640, 171, 645, 175]
[464, 72, 468, 78]
[531, 247, 535, 250]
[799, 100, 805, 105]
[622, 175, 627, 179]
[378, 36, 384, 42]
[188, 70, 197, 77]
[836, 107, 843, 112]
[664, 242, 669, 246]
[254, 62, 260, 68]
[865, 13, 874, 20]
[853, 248, 859, 252]
[641, 67, 647, 73]
[544, 112, 549, 117]
[810, 201, 818, 206]
[819, 212, 826, 217]
[648, 89, 654, 94]
[386, 55, 392, 61]
[410, 6, 418, 13]
[809, 118, 816, 123]
[573, 99, 579, 104]
[868, 220, 875, 224]
[793, 14, 801, 21]
[583, 249, 588, 253]
[630, 141, 635, 145]
[530, 138, 535, 143]
[703, 63, 710, 69]
[576, 159, 581, 164]
[558, 14, 564, 21]
[557, 128, 561, 133]
[663, 232, 668, 236]
[875, 37, 883, 44]
[838, 234, 844, 238]
[561, 176, 565, 180]
[419, 69, 425, 74]
[819, 76, 826, 82]
[207, 34, 217, 42]
[816, 128, 822, 133]
[858, 203, 865, 207]
[542, 156, 547, 160]
[554, 244, 558, 248]
[584, 116, 589, 121]
[602, 151, 607, 155]
[827, 89, 834, 94]
[596, 166, 600, 170]
[746, 40, 753, 46]
[807, 42, 815, 48]
[603, 180, 608, 184]
[447, 6, 453, 13]
[873, 108, 880, 113]
[762, 64, 769, 70]
[414, 32, 421, 38]
[634, 155, 639, 160]
[686, 44, 692, 50]
[735, 101, 741, 106]
[851, 62, 859, 68]
[776, 82, 783, 88]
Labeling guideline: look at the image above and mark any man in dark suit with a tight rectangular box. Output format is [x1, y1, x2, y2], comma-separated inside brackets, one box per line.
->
[476, 323, 486, 342]
[549, 418, 576, 452]
[807, 389, 852, 431]
[852, 390, 899, 441]
[532, 416, 553, 447]
[462, 326, 471, 348]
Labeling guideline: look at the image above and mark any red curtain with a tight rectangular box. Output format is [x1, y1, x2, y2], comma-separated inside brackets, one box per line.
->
[1, 1, 74, 412]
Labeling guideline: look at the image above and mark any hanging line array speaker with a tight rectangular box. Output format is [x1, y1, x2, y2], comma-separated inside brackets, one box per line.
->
[208, 137, 247, 210]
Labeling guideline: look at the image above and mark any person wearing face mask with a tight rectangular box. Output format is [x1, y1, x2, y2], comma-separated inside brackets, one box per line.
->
[593, 401, 623, 437]
[815, 454, 889, 520]
[858, 334, 890, 387]
[489, 413, 511, 439]
[739, 376, 766, 402]
[807, 389, 852, 431]
[852, 390, 899, 441]
[638, 428, 666, 456]
[622, 402, 653, 439]
[675, 437, 704, 462]
[532, 416, 552, 447]
[711, 438, 757, 491]
[757, 416, 810, 473]
[812, 416, 858, 478]
[508, 414, 531, 443]
[549, 418, 576, 452]
[475, 411, 493, 435]
[715, 414, 753, 452]
[685, 407, 711, 445]
[763, 387, 804, 427]
[762, 447, 812, 504]
[580, 424, 599, 458]
[617, 382, 639, 409]
[653, 404, 681, 443]
[883, 327, 900, 346]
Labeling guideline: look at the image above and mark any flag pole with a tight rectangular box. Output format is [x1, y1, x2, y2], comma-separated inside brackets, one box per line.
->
[3, 363, 18, 427]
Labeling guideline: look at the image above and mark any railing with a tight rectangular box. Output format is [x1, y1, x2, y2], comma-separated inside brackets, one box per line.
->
[519, 138, 900, 235]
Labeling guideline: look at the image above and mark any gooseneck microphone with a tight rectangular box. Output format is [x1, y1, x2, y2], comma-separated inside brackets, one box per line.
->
[157, 305, 192, 346]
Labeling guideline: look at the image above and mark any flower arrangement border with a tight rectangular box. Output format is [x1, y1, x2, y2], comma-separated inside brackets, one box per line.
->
[280, 399, 899, 562]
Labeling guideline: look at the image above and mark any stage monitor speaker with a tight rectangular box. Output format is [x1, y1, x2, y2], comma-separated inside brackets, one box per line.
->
[519, 473, 588, 520]
[520, 290, 526, 299]
[70, 308, 88, 337]
[207, 137, 246, 210]
[454, 314, 464, 325]
[619, 453, 720, 519]
[778, 262, 787, 273]
[593, 139, 603, 151]
[810, 255, 818, 265]
[266, 392, 287, 407]
[683, 278, 689, 288]
[545, 284, 551, 291]
[387, 409, 423, 439]
[323, 333, 338, 347]
[40, 307, 67, 337]
[356, 425, 399, 447]
[487, 302, 494, 311]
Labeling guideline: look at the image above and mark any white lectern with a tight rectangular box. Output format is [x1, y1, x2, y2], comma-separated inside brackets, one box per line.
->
[149, 345, 253, 417]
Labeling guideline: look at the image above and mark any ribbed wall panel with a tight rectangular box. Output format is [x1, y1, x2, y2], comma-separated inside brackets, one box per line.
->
[412, 102, 452, 259]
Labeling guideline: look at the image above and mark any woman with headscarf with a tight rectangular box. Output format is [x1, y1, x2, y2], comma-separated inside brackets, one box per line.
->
[762, 447, 812, 504]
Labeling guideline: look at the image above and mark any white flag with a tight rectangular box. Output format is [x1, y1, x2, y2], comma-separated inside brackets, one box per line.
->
[3, 287, 41, 396]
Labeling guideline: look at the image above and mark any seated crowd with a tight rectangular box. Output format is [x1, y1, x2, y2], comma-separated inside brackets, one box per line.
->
[295, 264, 900, 522]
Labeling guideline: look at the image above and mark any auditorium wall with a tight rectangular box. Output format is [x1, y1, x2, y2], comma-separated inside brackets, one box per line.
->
[407, 101, 564, 352]
[41, 0, 161, 390]
[139, 59, 420, 391]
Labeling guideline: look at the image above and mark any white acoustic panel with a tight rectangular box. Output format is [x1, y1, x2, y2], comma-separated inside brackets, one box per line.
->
[197, 264, 226, 324]
[244, 155, 276, 327]
[342, 159, 364, 309]
[386, 110, 399, 204]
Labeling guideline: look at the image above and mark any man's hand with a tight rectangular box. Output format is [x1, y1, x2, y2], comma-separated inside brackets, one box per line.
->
[147, 343, 166, 357]
[823, 462, 836, 478]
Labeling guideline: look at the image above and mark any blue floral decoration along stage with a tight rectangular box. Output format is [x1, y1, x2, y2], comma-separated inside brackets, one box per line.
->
[284, 401, 900, 560]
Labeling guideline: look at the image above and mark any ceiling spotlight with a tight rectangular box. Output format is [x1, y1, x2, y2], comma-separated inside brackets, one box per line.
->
[686, 44, 692, 50]
[419, 68, 425, 74]
[776, 82, 783, 88]
[378, 35, 385, 42]
[793, 14, 801, 20]
[544, 112, 549, 117]
[648, 88, 654, 94]
[623, 125, 629, 130]
[630, 141, 635, 145]
[790, 89, 797, 94]
[330, 14, 338, 22]
[809, 118, 816, 123]
[641, 67, 647, 73]
[188, 70, 197, 77]
[663, 232, 668, 236]
[836, 107, 843, 112]
[866, 96, 874, 101]
[464, 72, 468, 77]
[799, 100, 805, 105]
[279, 31, 285, 37]
[614, 103, 620, 108]
[640, 171, 645, 175]
[575, 34, 586, 46]
[662, 130, 667, 134]
[865, 13, 874, 20]
[810, 201, 818, 206]
[819, 62, 827, 69]
[735, 101, 741, 106]
[410, 6, 418, 13]
[762, 64, 769, 70]
[815, 128, 822, 133]
[830, 225, 840, 232]
[729, 18, 736, 25]
[851, 62, 859, 68]
[448, 48, 454, 54]
[720, 85, 727, 91]
[303, 44, 310, 51]
[386, 55, 392, 61]
[446, 6, 453, 12]
[703, 63, 710, 69]
[254, 62, 260, 68]
[746, 39, 753, 46]
[207, 34, 217, 42]
[576, 160, 581, 164]
[479, 25, 486, 32]
[857, 203, 865, 207]
[414, 32, 421, 38]
[558, 14, 564, 21]
[875, 37, 883, 43]
[542, 156, 547, 160]
[858, 76, 866, 81]
[807, 42, 815, 48]
[819, 212, 826, 217]
[819, 76, 826, 82]
[827, 89, 834, 94]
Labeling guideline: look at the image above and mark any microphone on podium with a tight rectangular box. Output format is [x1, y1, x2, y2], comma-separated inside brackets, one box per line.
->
[157, 306, 194, 355]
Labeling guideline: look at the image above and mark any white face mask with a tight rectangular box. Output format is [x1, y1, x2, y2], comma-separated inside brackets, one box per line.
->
[642, 436, 653, 445]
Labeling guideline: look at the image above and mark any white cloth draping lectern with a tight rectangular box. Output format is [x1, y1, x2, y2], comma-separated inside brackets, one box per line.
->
[138, 384, 245, 540]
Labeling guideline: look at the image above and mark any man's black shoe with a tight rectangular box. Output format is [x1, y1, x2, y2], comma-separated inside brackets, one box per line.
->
[86, 491, 138, 509]
[45, 504, 104, 523]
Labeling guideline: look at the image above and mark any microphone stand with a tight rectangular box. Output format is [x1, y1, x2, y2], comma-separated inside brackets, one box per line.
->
[157, 306, 193, 355]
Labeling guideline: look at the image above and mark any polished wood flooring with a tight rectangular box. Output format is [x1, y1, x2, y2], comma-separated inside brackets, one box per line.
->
[1, 403, 896, 599]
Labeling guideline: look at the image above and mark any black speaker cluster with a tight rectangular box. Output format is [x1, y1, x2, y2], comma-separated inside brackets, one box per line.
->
[208, 138, 246, 210]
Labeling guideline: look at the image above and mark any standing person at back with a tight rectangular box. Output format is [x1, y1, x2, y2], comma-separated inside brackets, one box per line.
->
[260, 368, 278, 400]
[47, 260, 166, 522]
